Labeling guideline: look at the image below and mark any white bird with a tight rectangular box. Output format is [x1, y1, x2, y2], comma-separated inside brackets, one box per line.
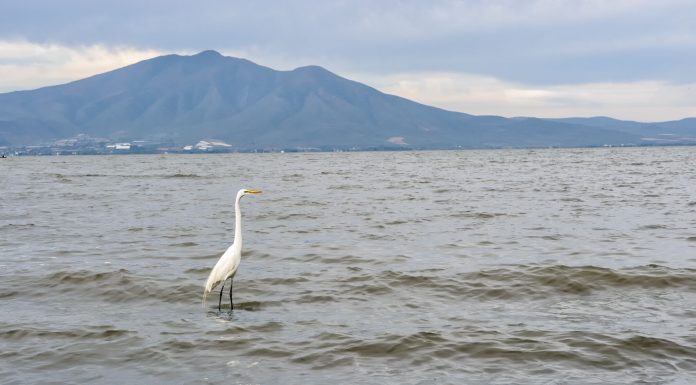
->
[203, 188, 262, 311]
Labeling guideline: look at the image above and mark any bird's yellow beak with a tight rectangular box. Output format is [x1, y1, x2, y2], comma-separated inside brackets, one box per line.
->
[244, 189, 262, 194]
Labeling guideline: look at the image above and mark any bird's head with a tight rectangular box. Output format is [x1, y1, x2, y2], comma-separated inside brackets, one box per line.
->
[237, 189, 262, 200]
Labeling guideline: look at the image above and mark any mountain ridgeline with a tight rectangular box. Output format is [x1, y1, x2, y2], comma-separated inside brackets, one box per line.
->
[0, 50, 694, 149]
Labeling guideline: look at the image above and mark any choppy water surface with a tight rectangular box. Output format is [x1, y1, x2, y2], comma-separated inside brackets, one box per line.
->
[2, 148, 696, 384]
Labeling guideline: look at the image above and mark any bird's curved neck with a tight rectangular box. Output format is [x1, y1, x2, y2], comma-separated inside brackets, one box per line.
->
[234, 195, 242, 247]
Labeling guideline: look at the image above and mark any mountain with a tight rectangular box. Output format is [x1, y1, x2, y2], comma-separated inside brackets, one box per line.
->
[0, 50, 691, 149]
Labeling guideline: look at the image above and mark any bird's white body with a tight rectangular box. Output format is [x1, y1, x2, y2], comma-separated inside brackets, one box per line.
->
[203, 189, 261, 304]
[204, 242, 241, 297]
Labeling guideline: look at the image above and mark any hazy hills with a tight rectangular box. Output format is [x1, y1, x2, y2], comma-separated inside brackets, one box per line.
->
[0, 50, 694, 149]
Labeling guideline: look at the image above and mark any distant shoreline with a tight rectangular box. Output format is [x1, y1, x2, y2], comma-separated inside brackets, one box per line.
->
[3, 142, 695, 157]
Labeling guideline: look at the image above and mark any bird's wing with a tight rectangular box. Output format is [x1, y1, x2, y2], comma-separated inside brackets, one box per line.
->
[202, 246, 236, 301]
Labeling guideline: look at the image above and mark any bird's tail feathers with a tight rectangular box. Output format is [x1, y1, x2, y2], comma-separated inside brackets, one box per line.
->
[202, 288, 210, 308]
[202, 275, 219, 308]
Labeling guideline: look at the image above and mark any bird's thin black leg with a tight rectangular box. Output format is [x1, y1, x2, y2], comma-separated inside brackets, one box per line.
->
[229, 279, 234, 311]
[218, 280, 225, 312]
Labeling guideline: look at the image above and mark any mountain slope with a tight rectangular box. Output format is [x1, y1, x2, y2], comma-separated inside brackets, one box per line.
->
[0, 51, 654, 148]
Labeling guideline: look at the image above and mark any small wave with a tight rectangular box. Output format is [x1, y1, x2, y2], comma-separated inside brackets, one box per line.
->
[450, 211, 507, 219]
[205, 321, 283, 336]
[165, 173, 201, 178]
[368, 265, 696, 301]
[184, 267, 211, 274]
[383, 219, 409, 225]
[170, 241, 198, 247]
[0, 324, 133, 341]
[297, 294, 336, 303]
[327, 184, 362, 190]
[74, 173, 109, 177]
[189, 253, 223, 260]
[0, 290, 19, 299]
[0, 223, 36, 230]
[45, 269, 134, 286]
[49, 173, 72, 183]
[285, 328, 696, 373]
[528, 234, 565, 241]
[254, 212, 320, 221]
[637, 224, 669, 230]
[48, 172, 206, 179]
[255, 277, 310, 285]
[340, 282, 392, 297]
[475, 264, 696, 294]
[38, 269, 200, 304]
[18, 264, 696, 308]
[283, 253, 375, 265]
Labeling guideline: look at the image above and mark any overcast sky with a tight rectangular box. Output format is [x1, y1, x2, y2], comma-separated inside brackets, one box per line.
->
[1, 0, 695, 121]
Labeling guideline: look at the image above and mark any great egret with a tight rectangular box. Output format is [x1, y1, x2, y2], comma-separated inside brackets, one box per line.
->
[203, 188, 262, 311]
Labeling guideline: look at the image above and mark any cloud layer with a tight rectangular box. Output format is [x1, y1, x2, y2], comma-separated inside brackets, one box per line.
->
[369, 72, 696, 121]
[2, 1, 695, 120]
[0, 41, 166, 91]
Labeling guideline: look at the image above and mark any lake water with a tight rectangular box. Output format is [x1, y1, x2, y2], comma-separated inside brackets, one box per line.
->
[1, 147, 696, 384]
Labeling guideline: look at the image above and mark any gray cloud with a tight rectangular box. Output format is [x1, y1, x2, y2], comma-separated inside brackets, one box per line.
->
[2, 0, 695, 85]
